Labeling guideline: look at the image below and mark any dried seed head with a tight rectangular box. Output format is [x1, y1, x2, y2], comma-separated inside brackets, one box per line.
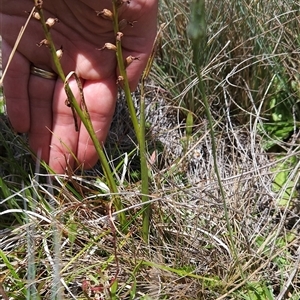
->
[125, 56, 140, 68]
[116, 32, 123, 42]
[95, 9, 113, 21]
[32, 11, 41, 20]
[36, 39, 49, 47]
[46, 17, 59, 28]
[56, 46, 63, 59]
[98, 43, 117, 51]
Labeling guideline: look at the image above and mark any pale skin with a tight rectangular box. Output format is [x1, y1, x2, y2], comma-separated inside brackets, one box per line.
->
[0, 0, 158, 173]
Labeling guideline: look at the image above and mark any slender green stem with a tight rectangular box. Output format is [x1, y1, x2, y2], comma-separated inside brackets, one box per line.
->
[196, 65, 246, 282]
[139, 79, 150, 242]
[34, 2, 125, 226]
[111, 2, 140, 136]
[188, 0, 243, 278]
[139, 26, 164, 241]
[111, 0, 151, 241]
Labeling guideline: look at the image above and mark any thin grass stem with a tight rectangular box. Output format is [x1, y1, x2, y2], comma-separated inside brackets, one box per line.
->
[188, 0, 244, 280]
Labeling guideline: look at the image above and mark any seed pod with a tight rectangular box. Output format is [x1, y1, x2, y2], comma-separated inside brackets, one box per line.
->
[116, 32, 123, 42]
[56, 47, 63, 59]
[95, 9, 113, 21]
[125, 56, 139, 68]
[98, 43, 117, 51]
[46, 17, 59, 28]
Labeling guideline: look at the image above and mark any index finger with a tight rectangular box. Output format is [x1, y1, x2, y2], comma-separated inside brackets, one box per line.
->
[76, 76, 117, 169]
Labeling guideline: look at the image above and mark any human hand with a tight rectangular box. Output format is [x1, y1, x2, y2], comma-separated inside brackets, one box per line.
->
[0, 0, 157, 173]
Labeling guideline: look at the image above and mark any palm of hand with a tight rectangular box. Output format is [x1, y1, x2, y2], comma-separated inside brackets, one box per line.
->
[0, 0, 157, 173]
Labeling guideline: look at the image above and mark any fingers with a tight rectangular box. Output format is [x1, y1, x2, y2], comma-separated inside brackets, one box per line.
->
[28, 73, 56, 163]
[77, 77, 117, 169]
[2, 40, 30, 133]
[1, 0, 157, 174]
[48, 77, 117, 173]
[49, 78, 81, 173]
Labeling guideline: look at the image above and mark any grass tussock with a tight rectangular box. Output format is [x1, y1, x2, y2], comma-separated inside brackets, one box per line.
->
[1, 0, 300, 299]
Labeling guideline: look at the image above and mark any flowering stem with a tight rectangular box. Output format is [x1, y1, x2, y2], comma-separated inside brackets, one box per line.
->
[34, 1, 125, 227]
[111, 0, 151, 241]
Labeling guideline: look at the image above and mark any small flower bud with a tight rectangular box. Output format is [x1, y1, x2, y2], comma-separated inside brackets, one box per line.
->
[117, 76, 124, 84]
[56, 46, 63, 59]
[95, 9, 113, 21]
[36, 39, 49, 47]
[125, 56, 140, 68]
[116, 32, 123, 42]
[32, 11, 41, 20]
[98, 43, 117, 51]
[46, 17, 59, 28]
[35, 0, 43, 9]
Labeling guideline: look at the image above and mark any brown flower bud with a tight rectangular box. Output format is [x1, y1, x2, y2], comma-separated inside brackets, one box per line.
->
[125, 56, 140, 68]
[32, 11, 41, 20]
[95, 9, 113, 21]
[46, 17, 59, 28]
[117, 76, 124, 84]
[98, 43, 117, 51]
[36, 39, 49, 47]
